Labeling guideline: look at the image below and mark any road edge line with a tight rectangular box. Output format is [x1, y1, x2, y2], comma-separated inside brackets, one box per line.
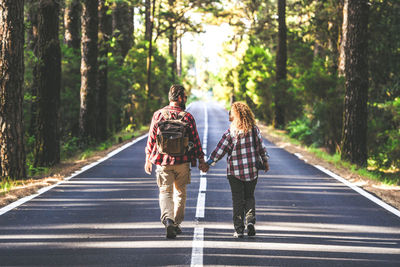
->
[0, 134, 149, 217]
[314, 165, 400, 218]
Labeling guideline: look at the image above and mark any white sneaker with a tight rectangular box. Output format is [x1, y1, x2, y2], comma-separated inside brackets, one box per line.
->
[233, 231, 244, 238]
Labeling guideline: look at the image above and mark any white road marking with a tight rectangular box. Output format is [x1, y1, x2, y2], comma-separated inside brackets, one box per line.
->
[199, 177, 207, 192]
[195, 192, 206, 218]
[0, 134, 149, 217]
[190, 227, 204, 267]
[191, 103, 208, 267]
[286, 150, 399, 218]
[314, 165, 400, 218]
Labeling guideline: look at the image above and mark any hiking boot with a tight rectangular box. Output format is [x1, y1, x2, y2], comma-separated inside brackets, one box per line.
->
[163, 218, 177, 239]
[247, 223, 256, 237]
[175, 225, 182, 235]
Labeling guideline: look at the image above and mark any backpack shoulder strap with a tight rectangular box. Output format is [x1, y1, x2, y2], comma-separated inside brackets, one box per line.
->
[177, 111, 187, 121]
[160, 109, 171, 120]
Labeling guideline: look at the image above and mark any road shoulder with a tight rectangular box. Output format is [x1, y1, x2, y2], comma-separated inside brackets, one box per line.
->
[258, 124, 400, 211]
[0, 136, 143, 208]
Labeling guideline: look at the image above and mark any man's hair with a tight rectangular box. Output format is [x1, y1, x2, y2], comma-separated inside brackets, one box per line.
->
[169, 84, 185, 102]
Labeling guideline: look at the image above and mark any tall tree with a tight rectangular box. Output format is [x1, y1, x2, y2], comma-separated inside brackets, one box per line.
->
[167, 0, 178, 82]
[61, 0, 82, 138]
[145, 0, 151, 42]
[157, 1, 204, 82]
[338, 0, 348, 76]
[0, 0, 26, 179]
[341, 0, 369, 166]
[111, 0, 134, 60]
[34, 0, 62, 167]
[176, 34, 182, 77]
[145, 0, 156, 101]
[64, 0, 81, 50]
[80, 0, 99, 142]
[97, 0, 111, 141]
[275, 0, 287, 128]
[26, 0, 39, 136]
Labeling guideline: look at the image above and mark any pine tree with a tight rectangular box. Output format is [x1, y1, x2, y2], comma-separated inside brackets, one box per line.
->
[79, 0, 99, 142]
[0, 0, 26, 179]
[341, 0, 369, 166]
[34, 0, 62, 167]
[275, 0, 287, 128]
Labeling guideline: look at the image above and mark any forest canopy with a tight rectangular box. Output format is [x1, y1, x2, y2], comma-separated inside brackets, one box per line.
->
[0, 0, 398, 182]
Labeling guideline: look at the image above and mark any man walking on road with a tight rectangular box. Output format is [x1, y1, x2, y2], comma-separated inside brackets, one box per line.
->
[144, 84, 208, 239]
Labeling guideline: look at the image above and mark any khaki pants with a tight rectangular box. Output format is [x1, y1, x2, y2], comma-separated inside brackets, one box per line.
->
[156, 163, 191, 224]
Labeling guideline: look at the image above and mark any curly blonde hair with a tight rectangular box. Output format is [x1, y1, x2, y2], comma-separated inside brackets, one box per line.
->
[230, 102, 256, 134]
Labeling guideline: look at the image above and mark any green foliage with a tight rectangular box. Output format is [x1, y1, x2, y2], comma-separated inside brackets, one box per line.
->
[236, 45, 275, 123]
[108, 40, 172, 132]
[292, 58, 344, 152]
[80, 150, 94, 161]
[369, 97, 400, 171]
[60, 43, 81, 138]
[61, 136, 80, 160]
[286, 118, 314, 146]
[366, 0, 400, 172]
[15, 0, 399, 183]
[0, 177, 16, 194]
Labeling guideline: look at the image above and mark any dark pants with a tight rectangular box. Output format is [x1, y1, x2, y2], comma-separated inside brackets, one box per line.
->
[228, 175, 258, 233]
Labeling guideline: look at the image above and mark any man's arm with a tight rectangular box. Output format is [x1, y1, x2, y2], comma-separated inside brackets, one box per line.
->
[144, 112, 158, 174]
[186, 113, 205, 165]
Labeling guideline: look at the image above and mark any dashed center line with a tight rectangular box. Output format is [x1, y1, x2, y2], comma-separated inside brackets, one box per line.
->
[191, 104, 208, 267]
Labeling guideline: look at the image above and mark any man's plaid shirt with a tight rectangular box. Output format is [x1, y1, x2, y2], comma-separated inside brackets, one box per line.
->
[145, 105, 205, 166]
[209, 126, 269, 181]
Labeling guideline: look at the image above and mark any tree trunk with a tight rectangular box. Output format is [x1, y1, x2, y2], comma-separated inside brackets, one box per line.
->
[338, 0, 348, 77]
[111, 1, 133, 59]
[274, 0, 287, 128]
[26, 0, 39, 136]
[341, 0, 369, 167]
[168, 27, 177, 82]
[146, 0, 155, 100]
[145, 0, 151, 43]
[80, 0, 98, 142]
[328, 0, 343, 74]
[0, 0, 26, 179]
[132, 6, 135, 45]
[97, 0, 111, 141]
[34, 0, 61, 167]
[26, 0, 38, 51]
[64, 0, 81, 50]
[177, 35, 182, 77]
[167, 0, 177, 81]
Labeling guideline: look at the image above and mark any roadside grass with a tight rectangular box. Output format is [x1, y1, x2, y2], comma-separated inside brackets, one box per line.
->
[265, 126, 400, 186]
[1, 126, 149, 195]
[0, 177, 25, 195]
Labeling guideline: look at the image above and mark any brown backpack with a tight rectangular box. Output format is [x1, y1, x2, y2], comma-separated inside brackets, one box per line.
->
[156, 109, 189, 156]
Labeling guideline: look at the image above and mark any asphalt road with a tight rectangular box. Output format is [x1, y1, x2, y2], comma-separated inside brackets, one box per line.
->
[1, 101, 400, 266]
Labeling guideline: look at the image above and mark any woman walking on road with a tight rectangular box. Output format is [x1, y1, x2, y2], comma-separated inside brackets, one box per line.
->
[206, 102, 269, 238]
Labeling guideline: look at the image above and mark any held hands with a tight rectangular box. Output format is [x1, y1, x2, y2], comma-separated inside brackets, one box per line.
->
[198, 162, 209, 173]
[199, 158, 214, 173]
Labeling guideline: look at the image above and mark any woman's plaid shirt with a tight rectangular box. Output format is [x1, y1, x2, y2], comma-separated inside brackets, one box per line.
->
[209, 126, 269, 181]
[145, 105, 205, 166]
